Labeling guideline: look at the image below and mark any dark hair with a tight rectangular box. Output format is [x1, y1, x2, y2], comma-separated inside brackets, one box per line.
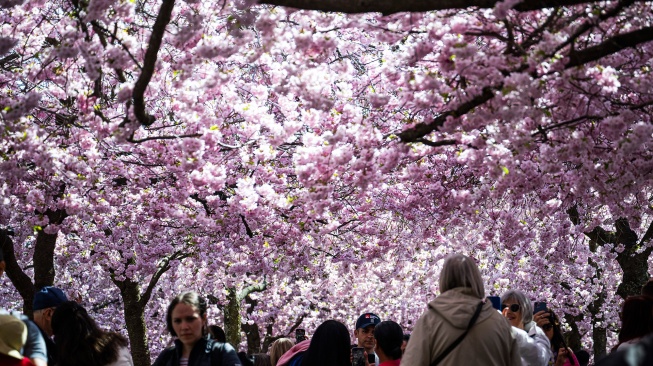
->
[616, 296, 653, 349]
[238, 351, 255, 366]
[52, 301, 128, 366]
[209, 325, 227, 343]
[166, 291, 208, 336]
[374, 321, 403, 360]
[254, 353, 272, 366]
[403, 333, 410, 342]
[642, 279, 653, 298]
[547, 310, 565, 351]
[300, 320, 350, 366]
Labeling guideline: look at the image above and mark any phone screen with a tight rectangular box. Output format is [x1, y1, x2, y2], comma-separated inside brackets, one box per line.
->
[533, 301, 547, 314]
[487, 296, 501, 310]
[295, 328, 306, 342]
[352, 347, 365, 366]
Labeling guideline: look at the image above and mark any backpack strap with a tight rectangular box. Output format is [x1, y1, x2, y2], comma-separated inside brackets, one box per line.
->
[430, 301, 484, 366]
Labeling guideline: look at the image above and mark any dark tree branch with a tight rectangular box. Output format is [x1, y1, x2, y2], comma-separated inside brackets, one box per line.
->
[398, 85, 498, 143]
[259, 0, 646, 15]
[127, 133, 203, 143]
[0, 229, 35, 313]
[190, 193, 213, 217]
[414, 138, 458, 147]
[639, 220, 653, 247]
[566, 27, 653, 68]
[241, 214, 255, 238]
[132, 0, 176, 126]
[140, 250, 190, 307]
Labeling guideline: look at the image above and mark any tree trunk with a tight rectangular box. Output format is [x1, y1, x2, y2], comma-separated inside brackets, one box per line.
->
[241, 322, 261, 354]
[1, 208, 66, 315]
[224, 287, 242, 349]
[113, 278, 150, 366]
[593, 323, 607, 360]
[563, 313, 583, 352]
[616, 247, 652, 299]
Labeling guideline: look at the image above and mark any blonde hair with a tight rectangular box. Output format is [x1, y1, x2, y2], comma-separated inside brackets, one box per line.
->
[270, 338, 294, 366]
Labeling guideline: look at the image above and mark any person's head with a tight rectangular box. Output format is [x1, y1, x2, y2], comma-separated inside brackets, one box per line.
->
[238, 351, 255, 366]
[373, 321, 403, 361]
[254, 353, 271, 366]
[401, 333, 410, 354]
[501, 289, 532, 329]
[618, 295, 653, 344]
[209, 325, 226, 343]
[0, 314, 27, 361]
[166, 292, 208, 351]
[354, 312, 381, 352]
[301, 320, 351, 366]
[52, 301, 127, 365]
[439, 253, 485, 299]
[574, 350, 590, 366]
[269, 338, 294, 366]
[642, 278, 653, 298]
[542, 309, 564, 350]
[33, 286, 68, 336]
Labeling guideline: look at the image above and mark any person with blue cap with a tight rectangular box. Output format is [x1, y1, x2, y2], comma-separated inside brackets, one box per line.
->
[353, 312, 382, 366]
[33, 286, 68, 366]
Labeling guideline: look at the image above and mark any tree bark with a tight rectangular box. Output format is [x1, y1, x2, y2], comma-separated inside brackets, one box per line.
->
[224, 287, 242, 348]
[112, 278, 150, 366]
[259, 0, 648, 15]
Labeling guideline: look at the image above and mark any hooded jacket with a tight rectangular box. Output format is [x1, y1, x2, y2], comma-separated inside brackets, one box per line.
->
[276, 340, 310, 366]
[400, 288, 522, 366]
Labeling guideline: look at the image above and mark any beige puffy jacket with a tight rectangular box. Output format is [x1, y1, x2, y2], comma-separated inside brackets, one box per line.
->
[400, 288, 522, 366]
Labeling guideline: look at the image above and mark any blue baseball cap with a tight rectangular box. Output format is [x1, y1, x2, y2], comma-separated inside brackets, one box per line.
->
[355, 313, 381, 329]
[33, 287, 68, 311]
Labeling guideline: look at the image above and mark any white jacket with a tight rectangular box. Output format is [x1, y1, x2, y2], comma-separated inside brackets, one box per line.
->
[511, 321, 552, 366]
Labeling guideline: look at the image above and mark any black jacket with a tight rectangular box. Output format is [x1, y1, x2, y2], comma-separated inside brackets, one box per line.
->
[152, 337, 241, 366]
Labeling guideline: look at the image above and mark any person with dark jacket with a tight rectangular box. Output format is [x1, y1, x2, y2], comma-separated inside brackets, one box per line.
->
[152, 292, 241, 366]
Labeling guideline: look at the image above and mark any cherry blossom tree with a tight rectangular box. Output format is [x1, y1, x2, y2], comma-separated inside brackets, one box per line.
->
[2, 0, 653, 363]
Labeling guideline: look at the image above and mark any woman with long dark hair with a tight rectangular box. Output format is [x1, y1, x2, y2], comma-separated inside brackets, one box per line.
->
[152, 291, 241, 366]
[300, 320, 350, 366]
[51, 301, 133, 366]
[534, 308, 577, 366]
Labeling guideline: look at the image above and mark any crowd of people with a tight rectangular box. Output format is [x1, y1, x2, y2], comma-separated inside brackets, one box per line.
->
[2, 249, 653, 365]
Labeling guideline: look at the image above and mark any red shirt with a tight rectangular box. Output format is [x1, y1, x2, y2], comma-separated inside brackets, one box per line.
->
[379, 359, 401, 366]
[0, 354, 35, 366]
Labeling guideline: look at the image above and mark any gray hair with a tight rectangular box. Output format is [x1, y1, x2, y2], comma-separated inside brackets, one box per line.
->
[439, 254, 485, 299]
[501, 289, 533, 325]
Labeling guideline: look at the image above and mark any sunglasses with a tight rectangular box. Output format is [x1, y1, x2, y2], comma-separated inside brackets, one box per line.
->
[501, 304, 520, 312]
[542, 324, 554, 331]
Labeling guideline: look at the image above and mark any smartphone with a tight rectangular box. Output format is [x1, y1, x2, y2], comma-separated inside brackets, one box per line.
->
[487, 296, 501, 310]
[295, 328, 306, 342]
[368, 353, 375, 364]
[352, 347, 365, 366]
[533, 301, 547, 314]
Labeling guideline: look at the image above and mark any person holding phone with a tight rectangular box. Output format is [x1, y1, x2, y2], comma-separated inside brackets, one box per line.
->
[501, 290, 552, 366]
[533, 308, 578, 366]
[353, 312, 381, 365]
